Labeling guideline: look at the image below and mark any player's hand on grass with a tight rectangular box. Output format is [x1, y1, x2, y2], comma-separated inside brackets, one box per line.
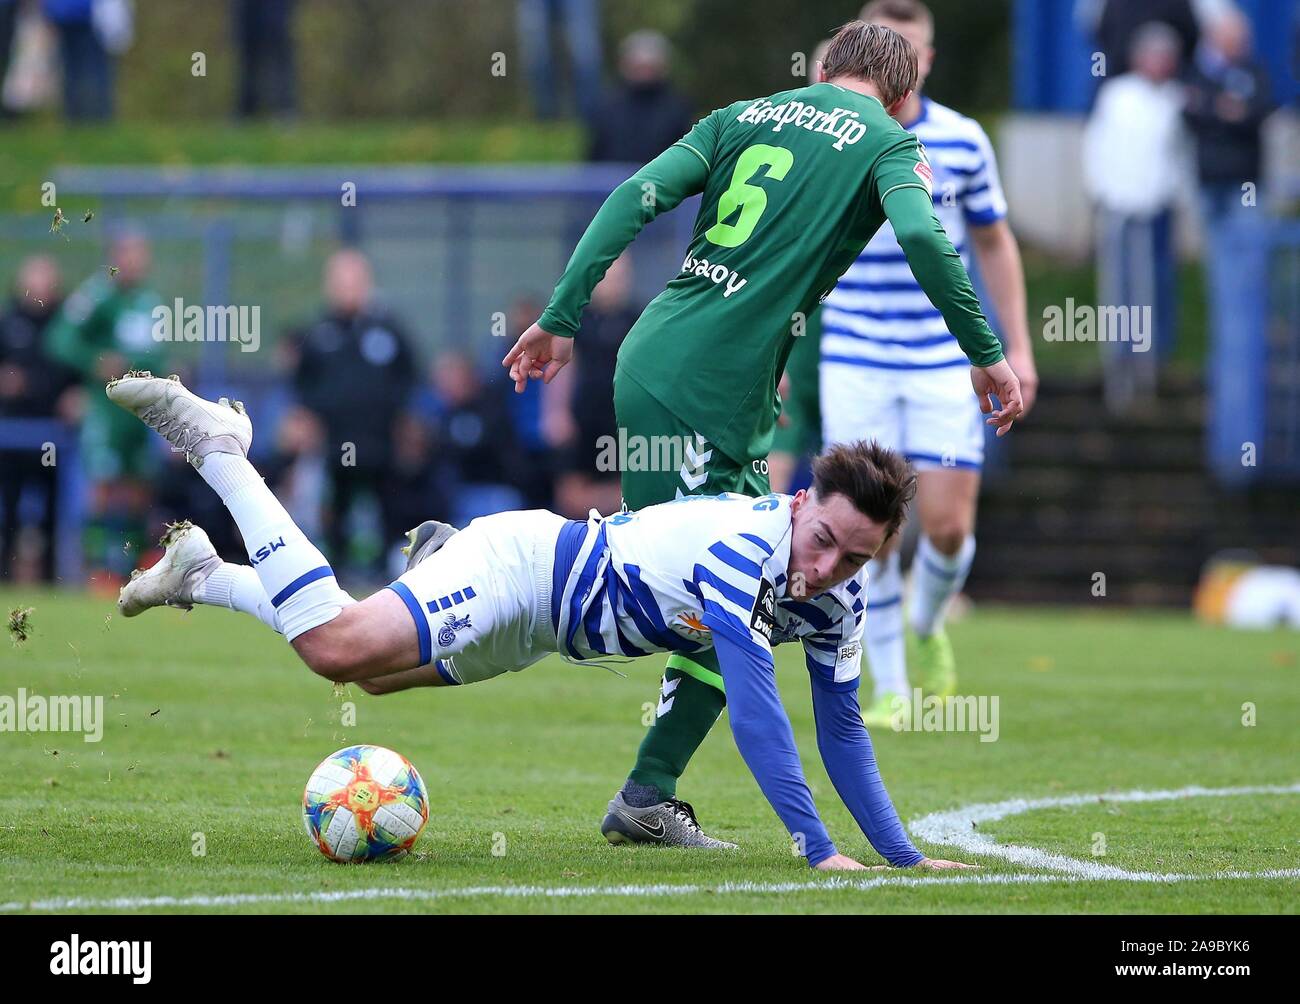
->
[971, 358, 1024, 437]
[1006, 346, 1039, 417]
[814, 853, 867, 871]
[918, 857, 980, 870]
[502, 322, 573, 393]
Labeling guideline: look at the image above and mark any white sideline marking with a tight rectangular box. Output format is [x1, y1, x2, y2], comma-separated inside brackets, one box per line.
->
[3, 869, 1298, 913]
[5, 784, 1296, 912]
[910, 782, 1300, 881]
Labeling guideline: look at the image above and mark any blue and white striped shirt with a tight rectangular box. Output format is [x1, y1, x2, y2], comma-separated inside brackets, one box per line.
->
[547, 492, 921, 868]
[551, 492, 865, 692]
[822, 97, 1007, 371]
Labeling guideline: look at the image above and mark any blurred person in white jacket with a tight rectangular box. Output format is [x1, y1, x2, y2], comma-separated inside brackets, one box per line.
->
[1082, 21, 1191, 413]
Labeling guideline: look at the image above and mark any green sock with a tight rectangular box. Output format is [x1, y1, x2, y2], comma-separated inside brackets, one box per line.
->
[626, 653, 726, 801]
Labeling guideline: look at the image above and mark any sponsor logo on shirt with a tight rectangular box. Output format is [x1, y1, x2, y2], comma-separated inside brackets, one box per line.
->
[674, 611, 712, 641]
[750, 579, 776, 641]
[678, 252, 748, 298]
[913, 160, 933, 194]
[736, 98, 869, 151]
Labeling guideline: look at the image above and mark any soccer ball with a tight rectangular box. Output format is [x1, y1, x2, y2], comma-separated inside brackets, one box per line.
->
[302, 744, 429, 862]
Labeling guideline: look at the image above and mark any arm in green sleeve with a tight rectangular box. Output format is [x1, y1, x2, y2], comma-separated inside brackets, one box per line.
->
[883, 185, 1005, 368]
[45, 300, 98, 376]
[538, 144, 709, 337]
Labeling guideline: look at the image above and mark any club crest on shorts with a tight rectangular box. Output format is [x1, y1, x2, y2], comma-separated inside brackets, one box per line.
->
[437, 612, 472, 648]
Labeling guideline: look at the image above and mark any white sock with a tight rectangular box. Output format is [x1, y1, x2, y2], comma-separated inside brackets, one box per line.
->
[195, 562, 282, 633]
[909, 535, 975, 638]
[198, 453, 354, 642]
[865, 551, 907, 696]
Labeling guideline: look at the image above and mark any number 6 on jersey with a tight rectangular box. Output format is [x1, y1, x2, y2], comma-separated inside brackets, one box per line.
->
[705, 144, 795, 248]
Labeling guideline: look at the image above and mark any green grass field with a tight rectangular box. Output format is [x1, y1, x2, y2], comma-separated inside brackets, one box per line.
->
[2, 589, 1296, 914]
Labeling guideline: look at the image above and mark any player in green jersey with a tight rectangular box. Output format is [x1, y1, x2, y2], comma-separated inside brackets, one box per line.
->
[503, 20, 1023, 849]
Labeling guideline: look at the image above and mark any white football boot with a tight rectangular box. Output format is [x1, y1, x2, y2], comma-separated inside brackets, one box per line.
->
[119, 521, 222, 617]
[105, 370, 251, 468]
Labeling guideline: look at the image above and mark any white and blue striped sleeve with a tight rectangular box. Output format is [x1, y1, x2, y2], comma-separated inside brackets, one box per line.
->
[799, 594, 864, 694]
[960, 122, 1008, 228]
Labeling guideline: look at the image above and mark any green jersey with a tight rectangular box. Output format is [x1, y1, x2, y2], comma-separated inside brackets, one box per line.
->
[538, 81, 1002, 462]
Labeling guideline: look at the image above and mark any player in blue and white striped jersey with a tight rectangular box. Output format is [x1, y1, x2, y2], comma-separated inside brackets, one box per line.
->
[109, 373, 973, 871]
[818, 0, 1039, 727]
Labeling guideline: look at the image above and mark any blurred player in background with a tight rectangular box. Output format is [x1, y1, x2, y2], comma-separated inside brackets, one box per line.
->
[503, 20, 1022, 848]
[819, 0, 1037, 727]
[46, 230, 164, 585]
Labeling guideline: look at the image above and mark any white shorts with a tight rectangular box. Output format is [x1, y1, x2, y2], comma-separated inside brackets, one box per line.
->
[819, 360, 985, 471]
[386, 510, 566, 685]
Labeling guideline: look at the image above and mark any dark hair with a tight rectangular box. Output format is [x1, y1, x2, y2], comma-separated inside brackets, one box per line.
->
[820, 20, 918, 106]
[860, 0, 934, 37]
[810, 440, 916, 540]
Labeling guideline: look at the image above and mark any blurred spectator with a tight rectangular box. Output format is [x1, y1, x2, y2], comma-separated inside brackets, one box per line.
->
[0, 1, 16, 118]
[587, 30, 694, 164]
[1083, 22, 1190, 413]
[0, 255, 75, 581]
[292, 249, 415, 577]
[46, 231, 163, 583]
[383, 410, 445, 578]
[1082, 0, 1202, 81]
[232, 0, 296, 119]
[516, 0, 602, 122]
[543, 253, 635, 518]
[503, 291, 557, 509]
[415, 350, 525, 528]
[1183, 5, 1274, 226]
[41, 0, 132, 121]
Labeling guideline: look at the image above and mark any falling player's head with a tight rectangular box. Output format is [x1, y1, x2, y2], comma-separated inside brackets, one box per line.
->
[860, 0, 935, 93]
[817, 19, 918, 116]
[787, 441, 916, 596]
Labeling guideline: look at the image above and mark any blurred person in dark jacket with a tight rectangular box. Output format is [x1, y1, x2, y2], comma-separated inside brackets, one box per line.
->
[0, 255, 75, 580]
[1183, 5, 1274, 225]
[414, 350, 524, 528]
[587, 30, 694, 164]
[541, 253, 636, 519]
[293, 249, 416, 577]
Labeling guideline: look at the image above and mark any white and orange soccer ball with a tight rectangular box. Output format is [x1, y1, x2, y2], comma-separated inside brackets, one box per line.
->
[302, 744, 429, 862]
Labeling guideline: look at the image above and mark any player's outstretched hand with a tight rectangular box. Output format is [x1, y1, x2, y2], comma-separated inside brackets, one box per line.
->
[814, 853, 868, 871]
[971, 358, 1024, 437]
[917, 857, 980, 869]
[502, 322, 573, 393]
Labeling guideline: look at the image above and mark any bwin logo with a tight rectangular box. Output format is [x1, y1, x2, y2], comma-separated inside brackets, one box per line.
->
[249, 537, 286, 566]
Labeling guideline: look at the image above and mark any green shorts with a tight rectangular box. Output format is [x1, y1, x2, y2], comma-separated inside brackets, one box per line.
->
[612, 369, 770, 512]
[612, 369, 771, 693]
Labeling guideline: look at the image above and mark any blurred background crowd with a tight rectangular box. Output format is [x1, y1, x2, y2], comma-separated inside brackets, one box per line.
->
[1, 0, 1298, 616]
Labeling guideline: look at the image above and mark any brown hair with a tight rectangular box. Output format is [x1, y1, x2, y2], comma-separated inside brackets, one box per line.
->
[820, 19, 918, 106]
[810, 440, 916, 540]
[860, 0, 934, 37]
